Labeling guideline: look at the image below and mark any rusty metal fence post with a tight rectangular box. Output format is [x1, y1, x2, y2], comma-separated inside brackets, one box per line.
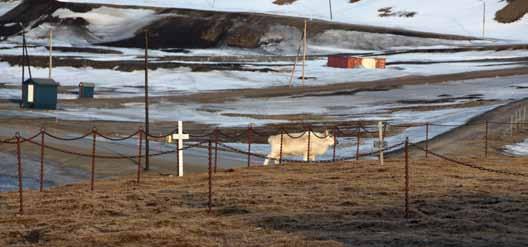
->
[306, 126, 311, 162]
[214, 128, 219, 173]
[208, 140, 213, 213]
[91, 128, 96, 191]
[40, 128, 45, 192]
[485, 121, 489, 158]
[356, 127, 361, 161]
[332, 127, 337, 163]
[247, 126, 252, 167]
[137, 128, 143, 184]
[16, 133, 23, 214]
[404, 137, 410, 219]
[279, 128, 284, 165]
[425, 123, 429, 159]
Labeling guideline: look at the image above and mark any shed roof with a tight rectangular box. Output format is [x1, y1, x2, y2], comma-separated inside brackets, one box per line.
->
[25, 78, 59, 86]
[79, 82, 96, 87]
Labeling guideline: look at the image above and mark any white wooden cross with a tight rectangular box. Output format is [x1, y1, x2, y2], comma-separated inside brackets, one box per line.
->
[172, 121, 189, 177]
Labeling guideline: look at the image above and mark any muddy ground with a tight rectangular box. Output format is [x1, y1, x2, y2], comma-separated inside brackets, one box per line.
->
[0, 158, 526, 246]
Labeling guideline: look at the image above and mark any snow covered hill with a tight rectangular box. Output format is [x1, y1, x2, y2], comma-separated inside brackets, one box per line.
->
[56, 0, 528, 41]
[0, 0, 489, 54]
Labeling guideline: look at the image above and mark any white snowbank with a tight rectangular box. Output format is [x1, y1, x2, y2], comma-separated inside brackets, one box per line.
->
[504, 140, 528, 156]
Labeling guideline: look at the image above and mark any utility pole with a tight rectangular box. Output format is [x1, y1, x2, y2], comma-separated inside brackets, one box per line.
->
[48, 30, 53, 79]
[144, 30, 150, 171]
[301, 19, 307, 87]
[328, 0, 333, 20]
[482, 0, 486, 38]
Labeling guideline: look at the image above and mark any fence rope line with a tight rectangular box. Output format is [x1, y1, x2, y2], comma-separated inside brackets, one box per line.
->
[95, 130, 140, 141]
[410, 143, 528, 178]
[216, 141, 405, 164]
[21, 137, 209, 160]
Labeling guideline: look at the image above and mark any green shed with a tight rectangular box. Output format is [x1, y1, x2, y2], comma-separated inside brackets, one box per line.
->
[79, 82, 95, 98]
[22, 78, 59, 110]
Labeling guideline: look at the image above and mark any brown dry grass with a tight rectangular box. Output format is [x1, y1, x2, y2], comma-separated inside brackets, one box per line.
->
[0, 158, 527, 246]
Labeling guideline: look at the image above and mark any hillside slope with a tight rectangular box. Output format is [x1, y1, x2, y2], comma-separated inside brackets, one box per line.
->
[57, 0, 528, 41]
[0, 160, 527, 246]
[0, 0, 480, 53]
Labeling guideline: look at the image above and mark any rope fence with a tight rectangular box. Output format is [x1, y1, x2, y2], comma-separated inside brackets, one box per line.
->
[1, 119, 528, 215]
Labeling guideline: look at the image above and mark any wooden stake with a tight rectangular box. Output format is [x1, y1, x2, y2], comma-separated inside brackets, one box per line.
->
[144, 30, 150, 171]
[288, 42, 302, 88]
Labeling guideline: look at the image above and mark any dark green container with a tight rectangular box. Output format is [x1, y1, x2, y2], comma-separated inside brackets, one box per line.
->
[79, 82, 95, 98]
[22, 78, 59, 110]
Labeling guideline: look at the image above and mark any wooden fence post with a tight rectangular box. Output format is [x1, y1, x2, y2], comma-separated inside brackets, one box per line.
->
[91, 128, 96, 191]
[40, 128, 45, 192]
[16, 133, 23, 214]
[404, 137, 409, 219]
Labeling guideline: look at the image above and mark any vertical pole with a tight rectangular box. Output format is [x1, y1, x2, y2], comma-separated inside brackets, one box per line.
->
[332, 127, 337, 162]
[306, 127, 311, 162]
[404, 137, 409, 219]
[91, 129, 96, 191]
[302, 19, 307, 87]
[482, 1, 486, 38]
[425, 123, 430, 159]
[176, 137, 180, 175]
[328, 0, 333, 20]
[523, 106, 528, 127]
[16, 133, 23, 214]
[214, 129, 219, 173]
[40, 128, 45, 192]
[484, 121, 489, 159]
[279, 129, 284, 165]
[137, 129, 143, 184]
[48, 30, 52, 79]
[511, 115, 514, 137]
[521, 106, 526, 129]
[355, 127, 361, 161]
[21, 26, 25, 87]
[22, 29, 32, 79]
[208, 140, 212, 213]
[378, 121, 384, 166]
[144, 30, 150, 171]
[247, 126, 252, 167]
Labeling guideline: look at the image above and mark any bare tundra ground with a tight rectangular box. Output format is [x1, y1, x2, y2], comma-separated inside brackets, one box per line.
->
[0, 158, 527, 246]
